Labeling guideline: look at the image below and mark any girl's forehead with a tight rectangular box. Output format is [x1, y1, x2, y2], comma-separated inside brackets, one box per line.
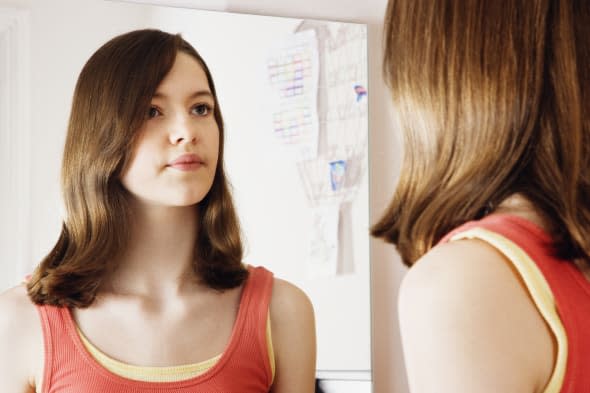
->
[155, 52, 210, 96]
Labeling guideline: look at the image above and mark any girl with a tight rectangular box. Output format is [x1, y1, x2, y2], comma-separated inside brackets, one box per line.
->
[372, 1, 589, 392]
[0, 29, 316, 392]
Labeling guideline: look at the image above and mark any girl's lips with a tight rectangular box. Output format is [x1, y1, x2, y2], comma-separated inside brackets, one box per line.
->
[168, 153, 204, 171]
[169, 162, 203, 171]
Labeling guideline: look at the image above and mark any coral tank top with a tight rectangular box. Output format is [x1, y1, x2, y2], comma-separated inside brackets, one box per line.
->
[37, 265, 274, 393]
[442, 214, 590, 392]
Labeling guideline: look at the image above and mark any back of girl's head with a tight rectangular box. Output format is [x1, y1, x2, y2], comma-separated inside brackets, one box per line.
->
[372, 0, 590, 265]
[27, 29, 247, 307]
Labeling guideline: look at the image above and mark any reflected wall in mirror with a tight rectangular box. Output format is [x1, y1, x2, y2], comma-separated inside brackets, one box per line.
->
[0, 0, 370, 390]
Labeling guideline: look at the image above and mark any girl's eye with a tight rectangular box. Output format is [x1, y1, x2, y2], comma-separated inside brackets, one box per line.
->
[192, 104, 212, 116]
[148, 106, 161, 118]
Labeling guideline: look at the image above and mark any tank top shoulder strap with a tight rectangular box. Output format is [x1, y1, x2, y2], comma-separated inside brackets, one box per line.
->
[36, 304, 79, 393]
[239, 264, 275, 379]
[243, 265, 274, 313]
[219, 264, 275, 389]
[440, 214, 566, 393]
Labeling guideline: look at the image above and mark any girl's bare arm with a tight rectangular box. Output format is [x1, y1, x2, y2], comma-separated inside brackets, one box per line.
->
[398, 239, 556, 393]
[0, 286, 43, 393]
[269, 278, 316, 393]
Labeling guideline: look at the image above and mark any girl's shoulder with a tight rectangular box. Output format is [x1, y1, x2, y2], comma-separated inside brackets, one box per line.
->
[268, 277, 315, 342]
[398, 238, 555, 393]
[269, 277, 313, 315]
[267, 277, 316, 391]
[0, 283, 41, 334]
[248, 266, 313, 320]
[0, 284, 44, 391]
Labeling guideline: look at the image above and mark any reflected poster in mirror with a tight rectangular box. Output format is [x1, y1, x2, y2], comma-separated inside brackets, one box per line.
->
[0, 0, 370, 390]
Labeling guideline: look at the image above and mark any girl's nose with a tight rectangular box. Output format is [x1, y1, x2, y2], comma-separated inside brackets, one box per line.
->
[170, 134, 197, 145]
[169, 116, 198, 145]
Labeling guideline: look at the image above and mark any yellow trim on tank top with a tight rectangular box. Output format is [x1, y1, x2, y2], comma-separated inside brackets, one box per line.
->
[266, 308, 276, 379]
[450, 227, 567, 393]
[78, 311, 276, 383]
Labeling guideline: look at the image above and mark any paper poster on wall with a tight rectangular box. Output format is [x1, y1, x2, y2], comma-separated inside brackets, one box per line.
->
[267, 21, 368, 278]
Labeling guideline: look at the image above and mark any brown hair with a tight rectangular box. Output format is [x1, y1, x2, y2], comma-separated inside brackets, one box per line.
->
[372, 0, 590, 266]
[27, 29, 248, 307]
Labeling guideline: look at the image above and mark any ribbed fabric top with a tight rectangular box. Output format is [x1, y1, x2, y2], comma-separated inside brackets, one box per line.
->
[37, 265, 275, 393]
[442, 214, 590, 393]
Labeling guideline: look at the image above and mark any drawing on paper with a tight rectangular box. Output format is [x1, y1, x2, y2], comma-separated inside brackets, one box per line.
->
[266, 21, 368, 278]
[266, 30, 320, 160]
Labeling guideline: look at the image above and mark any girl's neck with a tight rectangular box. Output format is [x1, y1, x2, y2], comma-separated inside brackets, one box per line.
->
[493, 193, 548, 232]
[104, 202, 201, 298]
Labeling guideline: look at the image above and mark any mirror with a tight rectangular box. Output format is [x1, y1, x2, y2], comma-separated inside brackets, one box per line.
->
[0, 0, 370, 390]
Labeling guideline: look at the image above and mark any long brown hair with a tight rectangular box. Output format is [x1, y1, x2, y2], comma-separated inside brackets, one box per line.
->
[28, 29, 248, 307]
[372, 0, 590, 266]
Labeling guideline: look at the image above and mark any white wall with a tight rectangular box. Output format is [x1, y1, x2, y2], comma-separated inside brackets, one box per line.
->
[0, 7, 30, 290]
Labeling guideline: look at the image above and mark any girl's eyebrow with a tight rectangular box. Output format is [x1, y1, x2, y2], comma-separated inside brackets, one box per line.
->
[152, 90, 214, 100]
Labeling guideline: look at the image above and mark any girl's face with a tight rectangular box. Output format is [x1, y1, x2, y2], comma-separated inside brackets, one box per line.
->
[121, 52, 220, 208]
